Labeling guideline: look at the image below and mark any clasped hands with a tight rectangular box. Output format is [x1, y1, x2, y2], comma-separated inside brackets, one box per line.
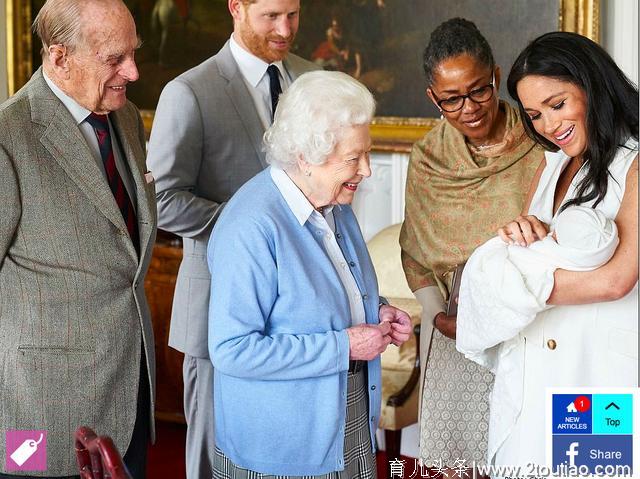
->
[346, 305, 412, 361]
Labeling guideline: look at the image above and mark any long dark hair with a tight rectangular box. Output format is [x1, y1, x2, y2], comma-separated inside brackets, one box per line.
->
[507, 31, 638, 211]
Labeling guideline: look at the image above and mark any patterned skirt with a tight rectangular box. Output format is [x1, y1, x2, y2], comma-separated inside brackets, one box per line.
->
[212, 368, 377, 479]
[420, 329, 493, 466]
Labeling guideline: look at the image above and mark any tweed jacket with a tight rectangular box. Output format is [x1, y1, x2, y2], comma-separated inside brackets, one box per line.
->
[0, 68, 157, 476]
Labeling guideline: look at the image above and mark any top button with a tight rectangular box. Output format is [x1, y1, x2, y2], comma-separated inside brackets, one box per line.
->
[336, 233, 342, 239]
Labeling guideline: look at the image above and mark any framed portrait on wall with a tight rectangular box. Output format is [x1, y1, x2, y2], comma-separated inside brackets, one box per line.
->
[6, 0, 599, 150]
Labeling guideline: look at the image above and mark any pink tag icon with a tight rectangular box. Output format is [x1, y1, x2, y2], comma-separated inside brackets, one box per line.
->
[5, 430, 47, 471]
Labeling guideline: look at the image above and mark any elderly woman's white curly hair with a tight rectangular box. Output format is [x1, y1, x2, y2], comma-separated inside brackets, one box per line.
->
[263, 70, 375, 169]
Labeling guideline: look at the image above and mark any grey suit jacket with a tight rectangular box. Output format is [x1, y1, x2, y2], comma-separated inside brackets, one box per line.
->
[147, 41, 319, 358]
[0, 69, 157, 476]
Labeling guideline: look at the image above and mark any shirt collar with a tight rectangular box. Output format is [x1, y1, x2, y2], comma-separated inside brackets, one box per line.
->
[270, 166, 334, 226]
[42, 71, 91, 125]
[229, 34, 285, 87]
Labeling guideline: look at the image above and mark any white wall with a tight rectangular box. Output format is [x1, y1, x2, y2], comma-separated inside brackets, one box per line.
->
[0, 0, 8, 102]
[602, 0, 638, 84]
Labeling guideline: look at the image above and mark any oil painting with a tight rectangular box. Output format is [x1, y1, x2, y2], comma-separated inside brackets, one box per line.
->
[7, 0, 598, 145]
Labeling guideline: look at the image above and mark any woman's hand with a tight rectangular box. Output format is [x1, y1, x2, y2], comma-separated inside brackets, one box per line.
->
[378, 304, 412, 346]
[346, 322, 392, 360]
[434, 312, 457, 339]
[497, 214, 549, 246]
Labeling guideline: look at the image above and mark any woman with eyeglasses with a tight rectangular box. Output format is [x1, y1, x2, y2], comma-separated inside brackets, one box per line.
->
[399, 18, 545, 468]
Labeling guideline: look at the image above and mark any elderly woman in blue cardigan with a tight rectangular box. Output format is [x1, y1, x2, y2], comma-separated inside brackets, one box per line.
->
[207, 70, 412, 478]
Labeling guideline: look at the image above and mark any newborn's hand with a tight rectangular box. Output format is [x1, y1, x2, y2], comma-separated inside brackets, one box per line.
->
[379, 305, 412, 346]
[497, 215, 549, 246]
[346, 322, 392, 360]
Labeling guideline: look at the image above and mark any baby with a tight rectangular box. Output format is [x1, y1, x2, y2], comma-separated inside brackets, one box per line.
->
[455, 205, 618, 370]
[551, 205, 616, 250]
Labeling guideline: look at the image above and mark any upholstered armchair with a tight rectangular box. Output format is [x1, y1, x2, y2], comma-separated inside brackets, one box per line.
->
[367, 224, 422, 466]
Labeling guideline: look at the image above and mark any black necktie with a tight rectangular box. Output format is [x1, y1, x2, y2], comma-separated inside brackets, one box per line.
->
[85, 113, 139, 254]
[267, 64, 282, 122]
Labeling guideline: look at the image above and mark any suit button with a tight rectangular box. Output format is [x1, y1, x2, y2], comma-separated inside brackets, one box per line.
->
[547, 339, 557, 350]
[370, 385, 376, 391]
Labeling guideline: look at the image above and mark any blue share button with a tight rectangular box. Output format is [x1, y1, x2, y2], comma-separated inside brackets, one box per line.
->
[552, 434, 633, 475]
[553, 394, 592, 435]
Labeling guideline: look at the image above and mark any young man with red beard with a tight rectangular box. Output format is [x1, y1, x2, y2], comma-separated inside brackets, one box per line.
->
[146, 1, 318, 478]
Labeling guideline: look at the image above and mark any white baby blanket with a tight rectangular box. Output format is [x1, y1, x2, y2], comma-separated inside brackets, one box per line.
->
[456, 206, 618, 370]
[455, 206, 619, 467]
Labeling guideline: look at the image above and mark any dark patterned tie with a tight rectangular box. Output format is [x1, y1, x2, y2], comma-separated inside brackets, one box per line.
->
[266, 64, 282, 122]
[85, 113, 139, 254]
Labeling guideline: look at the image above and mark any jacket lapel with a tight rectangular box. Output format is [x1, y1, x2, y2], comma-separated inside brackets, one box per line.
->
[283, 55, 305, 81]
[38, 105, 131, 239]
[218, 42, 268, 168]
[31, 69, 141, 261]
[110, 110, 155, 262]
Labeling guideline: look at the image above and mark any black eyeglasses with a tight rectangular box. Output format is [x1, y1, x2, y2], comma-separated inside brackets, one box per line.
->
[431, 73, 496, 113]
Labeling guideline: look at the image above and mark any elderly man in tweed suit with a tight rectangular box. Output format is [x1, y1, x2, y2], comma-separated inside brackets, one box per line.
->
[0, 0, 156, 477]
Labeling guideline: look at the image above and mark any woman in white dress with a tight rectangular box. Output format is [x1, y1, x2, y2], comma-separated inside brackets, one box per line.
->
[491, 32, 638, 468]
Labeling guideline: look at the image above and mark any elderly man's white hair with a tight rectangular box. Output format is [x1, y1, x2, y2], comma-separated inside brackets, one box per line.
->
[33, 0, 84, 56]
[33, 0, 128, 56]
[263, 70, 375, 169]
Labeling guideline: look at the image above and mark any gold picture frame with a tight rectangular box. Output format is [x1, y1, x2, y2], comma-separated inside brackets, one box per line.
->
[6, 0, 599, 152]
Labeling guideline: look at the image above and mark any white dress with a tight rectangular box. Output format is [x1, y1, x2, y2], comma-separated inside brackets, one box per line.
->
[491, 139, 639, 467]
